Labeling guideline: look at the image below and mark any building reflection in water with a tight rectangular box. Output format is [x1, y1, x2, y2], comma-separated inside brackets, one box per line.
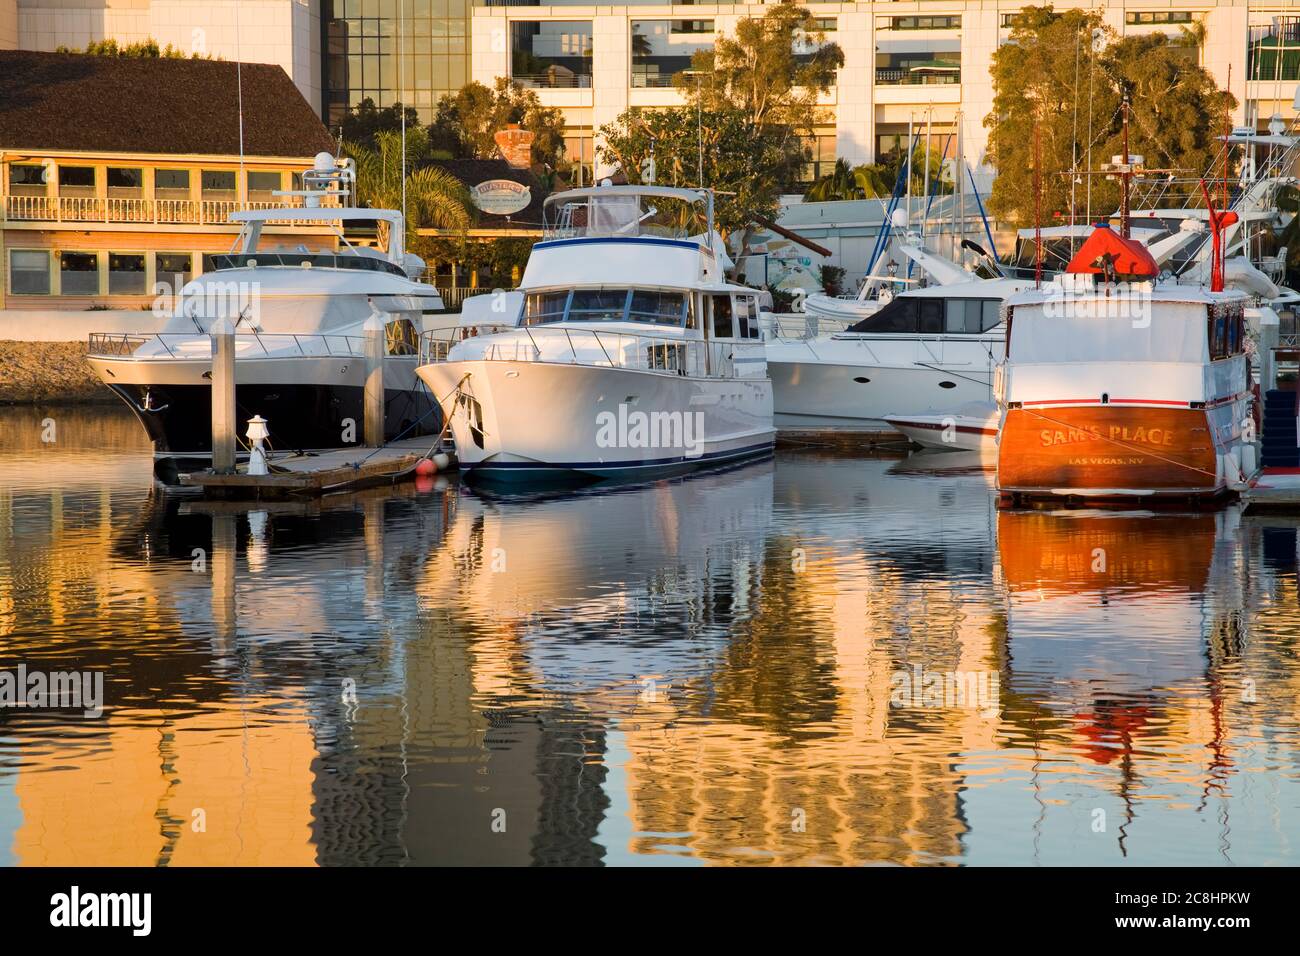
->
[2, 405, 1300, 864]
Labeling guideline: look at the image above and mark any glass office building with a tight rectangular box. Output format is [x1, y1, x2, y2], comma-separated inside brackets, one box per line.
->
[322, 0, 472, 127]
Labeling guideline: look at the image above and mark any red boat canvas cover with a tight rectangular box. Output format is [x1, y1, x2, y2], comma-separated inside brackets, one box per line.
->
[1065, 224, 1159, 279]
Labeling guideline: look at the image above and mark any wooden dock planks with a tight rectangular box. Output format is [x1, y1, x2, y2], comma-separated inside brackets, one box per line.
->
[180, 438, 439, 499]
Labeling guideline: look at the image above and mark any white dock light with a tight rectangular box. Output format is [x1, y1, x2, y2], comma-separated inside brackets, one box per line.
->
[246, 415, 270, 476]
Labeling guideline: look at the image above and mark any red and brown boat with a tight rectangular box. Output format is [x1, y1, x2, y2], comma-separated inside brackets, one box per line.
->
[995, 224, 1255, 503]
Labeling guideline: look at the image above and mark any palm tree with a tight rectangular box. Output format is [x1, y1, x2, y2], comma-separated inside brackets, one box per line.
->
[803, 158, 894, 202]
[344, 128, 474, 232]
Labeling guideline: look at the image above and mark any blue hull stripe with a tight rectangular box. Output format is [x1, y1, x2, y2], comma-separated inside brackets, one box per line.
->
[533, 237, 705, 254]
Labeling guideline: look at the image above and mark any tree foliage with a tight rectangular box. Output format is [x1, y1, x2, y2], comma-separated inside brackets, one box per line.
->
[339, 98, 423, 151]
[56, 38, 213, 59]
[987, 5, 1233, 228]
[430, 79, 567, 171]
[803, 145, 952, 202]
[597, 107, 795, 236]
[679, 1, 842, 132]
[343, 128, 473, 232]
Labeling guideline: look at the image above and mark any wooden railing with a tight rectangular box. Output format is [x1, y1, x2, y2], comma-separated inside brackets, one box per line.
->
[3, 195, 341, 226]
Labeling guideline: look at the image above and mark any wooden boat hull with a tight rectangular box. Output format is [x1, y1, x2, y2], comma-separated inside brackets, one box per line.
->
[997, 405, 1221, 499]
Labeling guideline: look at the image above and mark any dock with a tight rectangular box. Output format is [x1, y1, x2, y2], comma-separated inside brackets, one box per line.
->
[776, 421, 908, 450]
[1242, 468, 1300, 513]
[180, 437, 443, 500]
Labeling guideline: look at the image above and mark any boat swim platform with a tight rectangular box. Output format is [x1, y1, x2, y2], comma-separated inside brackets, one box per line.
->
[1241, 468, 1300, 513]
[180, 437, 445, 500]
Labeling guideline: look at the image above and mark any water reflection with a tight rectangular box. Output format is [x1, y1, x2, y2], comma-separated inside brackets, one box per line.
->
[2, 406, 1300, 865]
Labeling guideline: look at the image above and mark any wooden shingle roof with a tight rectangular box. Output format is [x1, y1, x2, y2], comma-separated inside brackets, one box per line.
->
[0, 51, 335, 158]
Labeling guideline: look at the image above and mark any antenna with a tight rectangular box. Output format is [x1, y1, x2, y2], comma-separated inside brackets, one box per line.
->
[400, 0, 407, 224]
[1120, 93, 1130, 238]
[1033, 120, 1042, 289]
[234, 0, 245, 210]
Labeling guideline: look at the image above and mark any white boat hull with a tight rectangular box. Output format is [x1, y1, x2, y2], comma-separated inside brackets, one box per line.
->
[885, 410, 998, 452]
[419, 359, 775, 481]
[766, 336, 1001, 427]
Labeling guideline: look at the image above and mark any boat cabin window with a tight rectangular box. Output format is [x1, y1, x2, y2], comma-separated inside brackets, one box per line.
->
[919, 299, 943, 333]
[1208, 303, 1246, 360]
[711, 294, 734, 338]
[847, 296, 1001, 334]
[945, 299, 1001, 334]
[523, 289, 689, 326]
[732, 294, 762, 339]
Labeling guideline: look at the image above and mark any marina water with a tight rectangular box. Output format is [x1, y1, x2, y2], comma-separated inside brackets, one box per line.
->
[2, 403, 1300, 865]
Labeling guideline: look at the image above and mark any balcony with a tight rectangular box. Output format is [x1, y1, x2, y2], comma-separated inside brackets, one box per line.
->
[511, 71, 592, 89]
[2, 195, 341, 228]
[875, 67, 961, 86]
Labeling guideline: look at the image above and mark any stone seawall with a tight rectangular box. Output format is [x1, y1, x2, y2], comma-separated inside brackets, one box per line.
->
[0, 341, 114, 404]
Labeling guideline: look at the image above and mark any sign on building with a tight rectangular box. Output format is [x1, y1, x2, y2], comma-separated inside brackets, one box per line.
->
[470, 179, 532, 215]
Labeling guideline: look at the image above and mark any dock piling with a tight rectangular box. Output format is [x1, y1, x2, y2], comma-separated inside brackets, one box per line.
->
[210, 316, 237, 474]
[364, 309, 386, 448]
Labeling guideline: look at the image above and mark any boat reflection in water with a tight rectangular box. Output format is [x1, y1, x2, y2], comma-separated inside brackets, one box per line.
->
[985, 506, 1268, 863]
[4, 403, 1300, 864]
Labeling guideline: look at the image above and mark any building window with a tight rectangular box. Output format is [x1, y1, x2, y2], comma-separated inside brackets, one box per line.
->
[888, 16, 961, 31]
[106, 167, 143, 198]
[801, 129, 838, 184]
[155, 253, 194, 295]
[247, 171, 283, 202]
[60, 252, 99, 295]
[511, 21, 593, 89]
[201, 170, 237, 199]
[670, 20, 713, 35]
[632, 19, 712, 88]
[563, 127, 594, 187]
[322, 0, 472, 127]
[108, 253, 147, 294]
[155, 169, 191, 200]
[1126, 12, 1193, 26]
[812, 17, 837, 32]
[8, 250, 51, 295]
[8, 164, 48, 196]
[58, 166, 96, 196]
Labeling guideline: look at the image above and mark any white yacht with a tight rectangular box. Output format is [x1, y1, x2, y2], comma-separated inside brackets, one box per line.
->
[767, 276, 1032, 428]
[86, 155, 445, 483]
[416, 184, 775, 482]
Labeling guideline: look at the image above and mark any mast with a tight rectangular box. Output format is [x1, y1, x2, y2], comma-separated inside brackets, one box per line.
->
[1120, 94, 1131, 240]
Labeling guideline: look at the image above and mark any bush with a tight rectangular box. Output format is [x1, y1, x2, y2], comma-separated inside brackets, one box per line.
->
[818, 264, 846, 297]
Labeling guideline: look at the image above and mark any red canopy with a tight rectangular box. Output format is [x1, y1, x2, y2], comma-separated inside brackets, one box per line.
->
[1065, 224, 1159, 279]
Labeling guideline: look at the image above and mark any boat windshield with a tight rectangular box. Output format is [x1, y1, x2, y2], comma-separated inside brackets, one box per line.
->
[543, 192, 708, 241]
[206, 252, 407, 278]
[846, 296, 1002, 334]
[524, 288, 693, 327]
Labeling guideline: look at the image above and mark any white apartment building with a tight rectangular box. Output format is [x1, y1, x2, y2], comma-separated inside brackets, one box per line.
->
[5, 1, 1300, 185]
[473, 1, 1300, 182]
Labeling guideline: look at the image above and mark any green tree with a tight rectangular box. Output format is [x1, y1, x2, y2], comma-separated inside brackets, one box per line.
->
[344, 128, 473, 232]
[680, 1, 842, 131]
[597, 106, 795, 238]
[986, 5, 1233, 229]
[430, 79, 567, 172]
[804, 145, 952, 202]
[804, 159, 890, 202]
[339, 98, 423, 151]
[56, 38, 212, 58]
